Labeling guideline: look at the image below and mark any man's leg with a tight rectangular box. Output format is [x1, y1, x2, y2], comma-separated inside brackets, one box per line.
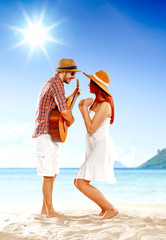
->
[41, 175, 56, 215]
[42, 175, 62, 218]
[41, 198, 47, 215]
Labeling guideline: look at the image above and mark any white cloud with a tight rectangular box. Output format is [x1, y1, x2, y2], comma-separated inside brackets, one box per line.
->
[121, 147, 136, 167]
[114, 145, 156, 168]
[0, 121, 31, 142]
[115, 146, 136, 167]
[0, 145, 35, 167]
[0, 121, 155, 168]
[0, 121, 85, 168]
[60, 147, 85, 168]
[0, 121, 35, 167]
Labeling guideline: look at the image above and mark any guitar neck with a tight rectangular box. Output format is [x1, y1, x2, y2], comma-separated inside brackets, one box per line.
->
[70, 91, 79, 111]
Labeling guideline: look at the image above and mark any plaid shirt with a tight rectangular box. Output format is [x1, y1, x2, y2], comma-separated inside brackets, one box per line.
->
[32, 74, 69, 138]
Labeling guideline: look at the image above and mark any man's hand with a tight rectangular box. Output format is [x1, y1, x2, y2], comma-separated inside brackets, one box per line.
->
[61, 109, 75, 127]
[65, 121, 73, 127]
[76, 88, 81, 97]
[67, 88, 81, 102]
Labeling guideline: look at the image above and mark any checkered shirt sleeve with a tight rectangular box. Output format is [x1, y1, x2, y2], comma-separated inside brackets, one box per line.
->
[50, 78, 69, 112]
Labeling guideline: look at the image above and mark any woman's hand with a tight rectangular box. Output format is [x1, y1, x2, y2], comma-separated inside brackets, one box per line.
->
[78, 99, 85, 109]
[83, 98, 93, 107]
[78, 99, 85, 116]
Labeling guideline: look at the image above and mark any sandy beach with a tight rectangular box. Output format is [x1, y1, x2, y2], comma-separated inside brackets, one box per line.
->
[0, 203, 166, 240]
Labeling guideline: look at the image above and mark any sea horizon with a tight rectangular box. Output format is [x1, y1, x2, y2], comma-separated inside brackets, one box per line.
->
[1, 168, 166, 205]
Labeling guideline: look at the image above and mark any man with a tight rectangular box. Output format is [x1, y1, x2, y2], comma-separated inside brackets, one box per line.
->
[33, 58, 81, 218]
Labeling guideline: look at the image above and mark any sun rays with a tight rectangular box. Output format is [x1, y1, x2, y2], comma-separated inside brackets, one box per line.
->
[8, 8, 65, 62]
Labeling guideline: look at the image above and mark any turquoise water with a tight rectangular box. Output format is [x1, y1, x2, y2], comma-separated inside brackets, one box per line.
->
[0, 168, 166, 204]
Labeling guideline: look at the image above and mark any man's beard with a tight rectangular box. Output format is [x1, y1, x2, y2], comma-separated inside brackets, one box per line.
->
[63, 72, 70, 84]
[63, 79, 70, 84]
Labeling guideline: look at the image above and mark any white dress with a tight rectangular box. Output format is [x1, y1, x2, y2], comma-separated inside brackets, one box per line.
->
[75, 110, 116, 183]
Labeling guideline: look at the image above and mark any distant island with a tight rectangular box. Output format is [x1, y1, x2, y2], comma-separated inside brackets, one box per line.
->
[139, 148, 166, 169]
[114, 161, 126, 168]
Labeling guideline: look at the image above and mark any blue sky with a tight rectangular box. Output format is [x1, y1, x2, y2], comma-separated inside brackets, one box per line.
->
[0, 0, 166, 168]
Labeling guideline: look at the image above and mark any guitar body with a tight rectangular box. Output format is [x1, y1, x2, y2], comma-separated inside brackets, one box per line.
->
[50, 99, 71, 143]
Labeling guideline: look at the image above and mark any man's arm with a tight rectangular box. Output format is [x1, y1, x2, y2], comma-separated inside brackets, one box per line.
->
[61, 109, 74, 127]
[50, 77, 74, 127]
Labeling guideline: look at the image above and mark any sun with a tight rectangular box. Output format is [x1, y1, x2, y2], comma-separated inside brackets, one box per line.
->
[8, 9, 65, 61]
[24, 22, 48, 48]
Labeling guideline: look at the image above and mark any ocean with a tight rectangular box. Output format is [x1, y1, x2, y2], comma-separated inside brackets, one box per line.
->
[0, 168, 166, 205]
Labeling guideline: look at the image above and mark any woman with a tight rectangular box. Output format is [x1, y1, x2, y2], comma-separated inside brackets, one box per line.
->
[74, 70, 118, 220]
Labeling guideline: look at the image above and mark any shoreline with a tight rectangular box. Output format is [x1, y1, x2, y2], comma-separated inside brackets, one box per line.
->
[1, 167, 166, 170]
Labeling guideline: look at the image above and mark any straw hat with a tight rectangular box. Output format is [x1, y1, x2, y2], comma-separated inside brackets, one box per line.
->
[55, 58, 81, 72]
[83, 70, 112, 96]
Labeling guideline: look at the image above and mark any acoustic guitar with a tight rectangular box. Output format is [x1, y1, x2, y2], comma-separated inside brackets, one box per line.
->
[50, 79, 79, 142]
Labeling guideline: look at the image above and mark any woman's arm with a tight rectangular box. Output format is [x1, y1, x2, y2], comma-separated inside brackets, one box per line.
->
[83, 100, 111, 134]
[78, 99, 86, 118]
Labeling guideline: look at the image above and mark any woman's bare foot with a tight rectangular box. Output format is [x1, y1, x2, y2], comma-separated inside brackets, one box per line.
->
[101, 209, 119, 220]
[98, 210, 105, 216]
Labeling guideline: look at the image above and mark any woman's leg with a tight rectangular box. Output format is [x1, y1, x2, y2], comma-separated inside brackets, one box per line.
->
[74, 178, 118, 219]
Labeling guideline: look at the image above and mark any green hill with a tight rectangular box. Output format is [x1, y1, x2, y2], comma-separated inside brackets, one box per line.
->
[139, 148, 166, 168]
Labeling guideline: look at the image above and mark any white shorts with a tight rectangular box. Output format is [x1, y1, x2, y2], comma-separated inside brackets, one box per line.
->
[33, 134, 60, 176]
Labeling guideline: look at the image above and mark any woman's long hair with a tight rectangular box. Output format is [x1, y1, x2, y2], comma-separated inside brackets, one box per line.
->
[90, 80, 115, 124]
